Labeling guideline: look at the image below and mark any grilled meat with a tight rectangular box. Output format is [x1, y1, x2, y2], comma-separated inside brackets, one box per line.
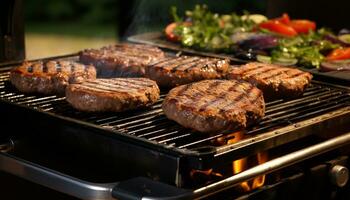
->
[145, 56, 229, 88]
[10, 61, 96, 95]
[66, 78, 160, 112]
[162, 79, 265, 133]
[227, 62, 312, 99]
[79, 43, 166, 77]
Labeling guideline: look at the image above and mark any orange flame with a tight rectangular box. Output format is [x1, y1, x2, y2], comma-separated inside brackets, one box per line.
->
[228, 131, 268, 191]
[252, 152, 268, 189]
[190, 168, 223, 178]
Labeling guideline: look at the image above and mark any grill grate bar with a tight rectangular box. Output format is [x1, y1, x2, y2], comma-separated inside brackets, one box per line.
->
[157, 131, 192, 144]
[1, 69, 350, 151]
[247, 100, 350, 135]
[0, 76, 8, 79]
[265, 91, 344, 114]
[305, 85, 322, 91]
[24, 97, 66, 107]
[6, 94, 25, 100]
[265, 93, 349, 118]
[97, 107, 163, 126]
[42, 107, 54, 112]
[266, 88, 333, 111]
[128, 121, 177, 136]
[95, 116, 120, 123]
[301, 85, 326, 95]
[288, 102, 349, 122]
[17, 96, 59, 105]
[260, 98, 350, 126]
[39, 100, 77, 113]
[0, 93, 16, 98]
[177, 134, 226, 149]
[264, 99, 283, 107]
[136, 123, 179, 138]
[147, 129, 185, 141]
[263, 84, 324, 108]
[127, 125, 166, 136]
[8, 95, 37, 102]
[116, 115, 169, 131]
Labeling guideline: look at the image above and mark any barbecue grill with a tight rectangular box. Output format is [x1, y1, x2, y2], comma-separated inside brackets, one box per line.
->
[1, 53, 350, 199]
[2, 1, 350, 199]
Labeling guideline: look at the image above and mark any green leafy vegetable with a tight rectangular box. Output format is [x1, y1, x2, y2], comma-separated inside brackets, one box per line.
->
[169, 5, 341, 68]
[270, 29, 339, 68]
[172, 4, 256, 51]
[170, 6, 182, 23]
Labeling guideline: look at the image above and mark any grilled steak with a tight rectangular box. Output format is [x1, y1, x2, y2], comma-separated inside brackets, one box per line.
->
[145, 56, 229, 88]
[79, 43, 166, 77]
[10, 61, 96, 95]
[162, 79, 265, 133]
[66, 78, 160, 112]
[227, 62, 312, 99]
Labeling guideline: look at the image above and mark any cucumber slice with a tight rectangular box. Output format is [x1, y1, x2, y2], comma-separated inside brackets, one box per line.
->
[256, 55, 272, 63]
[272, 57, 298, 66]
[241, 14, 267, 24]
[339, 34, 350, 44]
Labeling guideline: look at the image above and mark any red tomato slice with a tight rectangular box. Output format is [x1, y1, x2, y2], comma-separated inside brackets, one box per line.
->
[289, 20, 316, 33]
[165, 22, 180, 42]
[275, 13, 290, 24]
[165, 22, 192, 42]
[259, 20, 297, 37]
[326, 48, 350, 61]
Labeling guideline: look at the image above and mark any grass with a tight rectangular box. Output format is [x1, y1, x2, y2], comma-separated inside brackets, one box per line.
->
[25, 23, 118, 59]
[24, 22, 166, 59]
[26, 22, 117, 39]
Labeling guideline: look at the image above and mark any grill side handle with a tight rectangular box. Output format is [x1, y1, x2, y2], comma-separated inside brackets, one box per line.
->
[0, 151, 116, 200]
[0, 145, 192, 200]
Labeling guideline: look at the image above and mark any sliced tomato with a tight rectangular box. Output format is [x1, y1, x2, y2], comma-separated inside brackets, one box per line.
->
[289, 20, 316, 34]
[219, 19, 225, 28]
[275, 13, 290, 24]
[165, 22, 192, 42]
[326, 47, 350, 61]
[165, 22, 180, 42]
[259, 20, 297, 37]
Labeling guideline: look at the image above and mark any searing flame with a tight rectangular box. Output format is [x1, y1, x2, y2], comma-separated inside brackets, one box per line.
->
[228, 131, 268, 192]
[190, 168, 223, 179]
[252, 152, 268, 189]
[191, 131, 269, 190]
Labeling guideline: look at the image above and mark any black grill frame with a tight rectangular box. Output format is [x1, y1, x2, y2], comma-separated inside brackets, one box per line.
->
[1, 55, 350, 184]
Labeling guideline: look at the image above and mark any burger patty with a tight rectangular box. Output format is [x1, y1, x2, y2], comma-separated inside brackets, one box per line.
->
[79, 43, 166, 77]
[146, 56, 229, 88]
[227, 62, 313, 99]
[10, 61, 96, 95]
[162, 79, 265, 133]
[66, 78, 160, 112]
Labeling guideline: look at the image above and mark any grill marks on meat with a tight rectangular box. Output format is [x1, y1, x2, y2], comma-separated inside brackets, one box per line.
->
[79, 43, 165, 77]
[227, 62, 312, 99]
[10, 61, 96, 95]
[162, 79, 265, 133]
[66, 78, 160, 112]
[146, 56, 229, 88]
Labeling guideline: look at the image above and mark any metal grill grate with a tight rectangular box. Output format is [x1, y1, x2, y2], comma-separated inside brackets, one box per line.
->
[1, 70, 350, 154]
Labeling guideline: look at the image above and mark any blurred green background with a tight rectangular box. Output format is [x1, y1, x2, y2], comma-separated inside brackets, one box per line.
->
[24, 0, 266, 59]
